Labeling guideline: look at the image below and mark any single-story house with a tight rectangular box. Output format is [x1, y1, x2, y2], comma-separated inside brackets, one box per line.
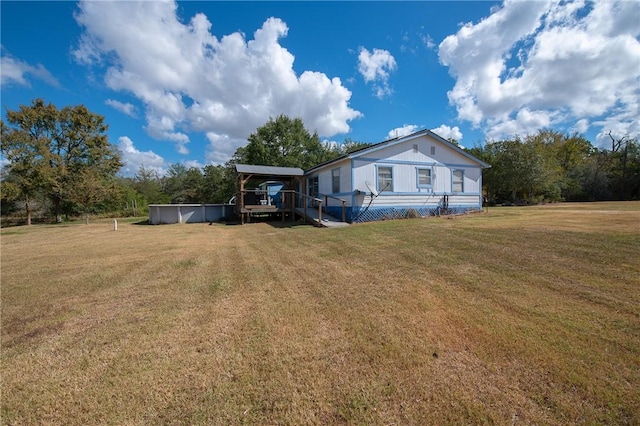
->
[149, 129, 489, 226]
[304, 129, 490, 223]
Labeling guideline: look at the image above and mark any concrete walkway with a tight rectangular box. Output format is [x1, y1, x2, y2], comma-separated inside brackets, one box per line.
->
[295, 207, 350, 228]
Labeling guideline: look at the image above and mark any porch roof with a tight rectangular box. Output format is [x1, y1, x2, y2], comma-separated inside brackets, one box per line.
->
[235, 164, 304, 177]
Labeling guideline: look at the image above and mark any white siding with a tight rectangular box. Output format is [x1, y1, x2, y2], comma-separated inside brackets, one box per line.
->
[314, 158, 351, 195]
[311, 133, 484, 213]
[353, 193, 480, 209]
[348, 134, 481, 197]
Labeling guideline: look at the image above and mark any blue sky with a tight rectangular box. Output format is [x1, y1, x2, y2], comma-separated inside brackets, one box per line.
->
[2, 1, 639, 176]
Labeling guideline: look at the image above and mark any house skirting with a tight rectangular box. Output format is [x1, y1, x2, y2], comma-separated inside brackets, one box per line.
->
[335, 205, 481, 223]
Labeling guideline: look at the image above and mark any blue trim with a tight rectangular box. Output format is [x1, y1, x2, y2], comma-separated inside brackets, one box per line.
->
[351, 204, 482, 223]
[357, 157, 441, 166]
[367, 191, 481, 196]
[446, 163, 483, 169]
[325, 191, 353, 197]
[354, 157, 483, 169]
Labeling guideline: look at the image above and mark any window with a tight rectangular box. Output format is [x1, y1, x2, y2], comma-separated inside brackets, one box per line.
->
[430, 146, 436, 155]
[377, 166, 393, 192]
[332, 168, 340, 193]
[417, 168, 432, 188]
[308, 176, 319, 197]
[452, 169, 464, 193]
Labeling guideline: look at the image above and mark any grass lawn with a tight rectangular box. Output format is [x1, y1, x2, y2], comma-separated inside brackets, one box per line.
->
[1, 202, 639, 425]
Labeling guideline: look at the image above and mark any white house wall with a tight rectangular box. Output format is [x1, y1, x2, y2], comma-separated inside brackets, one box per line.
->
[352, 135, 482, 195]
[309, 158, 351, 201]
[306, 133, 486, 222]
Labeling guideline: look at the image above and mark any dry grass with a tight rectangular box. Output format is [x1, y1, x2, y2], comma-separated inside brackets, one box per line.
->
[1, 202, 639, 425]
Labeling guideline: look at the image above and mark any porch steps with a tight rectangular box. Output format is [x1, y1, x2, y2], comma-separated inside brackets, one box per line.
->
[294, 207, 350, 228]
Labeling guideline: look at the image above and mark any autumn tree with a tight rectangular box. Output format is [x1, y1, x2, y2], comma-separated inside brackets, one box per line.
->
[1, 99, 122, 223]
[0, 121, 49, 224]
[66, 168, 119, 224]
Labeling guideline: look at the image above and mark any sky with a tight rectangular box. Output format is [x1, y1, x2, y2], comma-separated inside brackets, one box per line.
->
[1, 1, 639, 177]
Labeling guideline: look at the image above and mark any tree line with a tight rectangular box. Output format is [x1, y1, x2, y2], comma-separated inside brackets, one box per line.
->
[468, 130, 640, 204]
[2, 99, 638, 225]
[0, 102, 369, 224]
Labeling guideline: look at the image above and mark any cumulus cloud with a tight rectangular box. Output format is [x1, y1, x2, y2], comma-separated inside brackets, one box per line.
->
[438, 0, 640, 141]
[73, 1, 361, 163]
[0, 50, 59, 88]
[358, 47, 397, 99]
[105, 99, 137, 118]
[387, 124, 419, 139]
[431, 125, 463, 142]
[117, 136, 167, 177]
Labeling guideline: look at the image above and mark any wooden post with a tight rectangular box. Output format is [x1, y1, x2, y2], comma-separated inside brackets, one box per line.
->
[341, 200, 346, 222]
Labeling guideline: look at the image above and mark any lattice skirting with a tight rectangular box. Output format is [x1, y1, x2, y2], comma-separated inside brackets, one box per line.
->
[351, 206, 479, 223]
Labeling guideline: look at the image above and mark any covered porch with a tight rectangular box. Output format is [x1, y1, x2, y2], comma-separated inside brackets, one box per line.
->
[234, 164, 348, 227]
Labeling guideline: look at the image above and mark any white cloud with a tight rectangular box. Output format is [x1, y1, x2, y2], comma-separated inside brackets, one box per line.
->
[438, 0, 640, 141]
[431, 125, 463, 142]
[421, 34, 436, 50]
[74, 1, 362, 164]
[571, 119, 590, 135]
[105, 99, 137, 118]
[387, 124, 419, 139]
[117, 136, 167, 177]
[358, 47, 397, 99]
[204, 132, 247, 165]
[0, 50, 59, 88]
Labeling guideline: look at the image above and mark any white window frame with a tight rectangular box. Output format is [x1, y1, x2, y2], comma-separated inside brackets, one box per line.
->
[377, 165, 393, 193]
[416, 167, 433, 190]
[452, 169, 464, 193]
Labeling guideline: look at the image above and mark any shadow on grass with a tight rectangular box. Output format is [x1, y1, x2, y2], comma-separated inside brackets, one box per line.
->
[266, 220, 311, 229]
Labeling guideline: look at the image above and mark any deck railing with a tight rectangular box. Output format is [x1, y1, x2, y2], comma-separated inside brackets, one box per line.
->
[236, 189, 347, 224]
[298, 192, 324, 223]
[320, 194, 347, 222]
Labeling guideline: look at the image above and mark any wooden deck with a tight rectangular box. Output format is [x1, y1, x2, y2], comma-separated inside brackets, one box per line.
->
[240, 205, 290, 223]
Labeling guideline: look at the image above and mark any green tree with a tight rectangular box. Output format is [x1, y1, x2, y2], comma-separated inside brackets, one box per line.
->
[474, 138, 546, 204]
[1, 99, 122, 223]
[164, 163, 204, 203]
[198, 164, 235, 203]
[66, 168, 119, 224]
[525, 130, 595, 201]
[240, 115, 333, 169]
[133, 165, 170, 204]
[334, 138, 372, 156]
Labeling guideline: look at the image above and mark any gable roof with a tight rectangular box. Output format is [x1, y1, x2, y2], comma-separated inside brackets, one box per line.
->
[305, 129, 490, 173]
